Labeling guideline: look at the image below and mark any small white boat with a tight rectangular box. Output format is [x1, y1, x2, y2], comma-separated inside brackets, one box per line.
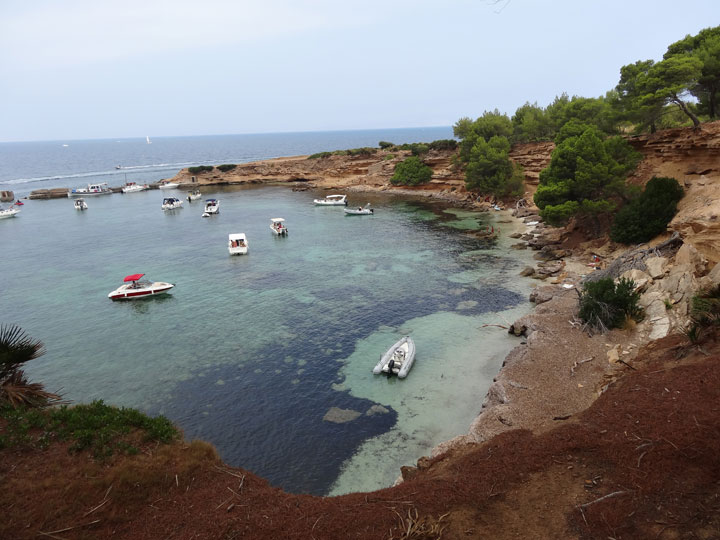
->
[158, 181, 179, 189]
[228, 233, 249, 255]
[108, 273, 174, 301]
[74, 198, 88, 211]
[146, 136, 152, 145]
[202, 199, 219, 217]
[162, 197, 183, 210]
[69, 183, 112, 197]
[373, 336, 416, 378]
[314, 194, 347, 206]
[270, 217, 288, 236]
[0, 206, 20, 219]
[121, 182, 148, 193]
[344, 203, 374, 215]
[187, 190, 202, 202]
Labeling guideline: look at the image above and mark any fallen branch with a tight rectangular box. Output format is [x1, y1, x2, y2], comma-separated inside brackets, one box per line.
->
[38, 520, 101, 538]
[214, 465, 244, 478]
[570, 356, 594, 376]
[579, 490, 629, 509]
[481, 323, 508, 329]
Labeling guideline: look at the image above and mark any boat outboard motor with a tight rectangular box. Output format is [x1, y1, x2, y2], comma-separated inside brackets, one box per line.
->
[387, 359, 395, 373]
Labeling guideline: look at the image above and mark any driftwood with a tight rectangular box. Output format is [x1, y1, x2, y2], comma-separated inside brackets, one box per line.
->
[585, 232, 682, 283]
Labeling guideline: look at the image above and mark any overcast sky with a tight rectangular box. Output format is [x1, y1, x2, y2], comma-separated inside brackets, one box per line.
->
[0, 0, 717, 142]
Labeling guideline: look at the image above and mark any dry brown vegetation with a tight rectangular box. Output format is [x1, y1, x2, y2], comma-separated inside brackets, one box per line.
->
[2, 329, 719, 539]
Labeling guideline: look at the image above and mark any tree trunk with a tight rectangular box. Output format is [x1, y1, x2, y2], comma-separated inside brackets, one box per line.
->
[672, 94, 701, 127]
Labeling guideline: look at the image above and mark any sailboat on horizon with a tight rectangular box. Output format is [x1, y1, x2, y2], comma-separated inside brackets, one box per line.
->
[146, 135, 152, 144]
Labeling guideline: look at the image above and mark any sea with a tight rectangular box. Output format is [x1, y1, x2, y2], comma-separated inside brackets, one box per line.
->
[0, 128, 537, 496]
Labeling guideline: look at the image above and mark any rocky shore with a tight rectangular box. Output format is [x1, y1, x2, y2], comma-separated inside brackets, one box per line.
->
[5, 122, 720, 538]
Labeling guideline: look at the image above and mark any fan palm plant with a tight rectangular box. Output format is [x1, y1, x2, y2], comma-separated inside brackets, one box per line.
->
[0, 324, 61, 407]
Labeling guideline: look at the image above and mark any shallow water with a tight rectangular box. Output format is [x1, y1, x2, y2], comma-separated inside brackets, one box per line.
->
[0, 186, 536, 494]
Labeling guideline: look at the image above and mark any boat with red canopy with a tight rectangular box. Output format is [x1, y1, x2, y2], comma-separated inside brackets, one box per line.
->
[107, 273, 174, 300]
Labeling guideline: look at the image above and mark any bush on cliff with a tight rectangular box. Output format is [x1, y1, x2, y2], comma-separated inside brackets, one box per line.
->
[534, 126, 642, 226]
[579, 277, 643, 331]
[216, 164, 237, 172]
[464, 135, 525, 197]
[391, 156, 433, 186]
[188, 165, 214, 174]
[610, 176, 684, 244]
[308, 152, 332, 159]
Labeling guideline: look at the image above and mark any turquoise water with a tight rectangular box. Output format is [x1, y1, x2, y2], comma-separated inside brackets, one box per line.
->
[0, 186, 536, 494]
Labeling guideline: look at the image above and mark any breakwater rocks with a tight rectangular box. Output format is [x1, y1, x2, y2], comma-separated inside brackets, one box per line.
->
[28, 188, 69, 199]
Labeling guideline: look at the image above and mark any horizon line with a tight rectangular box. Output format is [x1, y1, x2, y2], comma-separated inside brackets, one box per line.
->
[0, 125, 454, 145]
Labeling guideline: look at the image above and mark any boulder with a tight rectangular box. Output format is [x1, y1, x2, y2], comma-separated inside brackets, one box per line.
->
[519, 266, 535, 277]
[674, 244, 707, 275]
[645, 256, 668, 279]
[619, 269, 652, 292]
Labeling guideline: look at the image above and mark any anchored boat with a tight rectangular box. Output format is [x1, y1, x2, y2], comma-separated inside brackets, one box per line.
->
[121, 182, 148, 193]
[162, 197, 183, 210]
[108, 274, 174, 300]
[74, 198, 88, 211]
[0, 206, 20, 219]
[228, 233, 249, 255]
[344, 203, 374, 215]
[373, 336, 416, 378]
[313, 194, 347, 206]
[69, 183, 112, 197]
[270, 218, 288, 236]
[202, 199, 219, 217]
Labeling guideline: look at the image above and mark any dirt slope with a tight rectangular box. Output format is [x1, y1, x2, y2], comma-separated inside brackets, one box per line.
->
[2, 332, 719, 539]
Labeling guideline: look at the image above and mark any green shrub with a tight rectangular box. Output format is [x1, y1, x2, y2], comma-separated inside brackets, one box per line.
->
[0, 400, 178, 458]
[188, 165, 214, 174]
[391, 156, 433, 186]
[216, 164, 237, 172]
[610, 176, 684, 244]
[578, 277, 643, 331]
[379, 141, 394, 149]
[428, 139, 458, 151]
[383, 154, 395, 161]
[348, 147, 376, 156]
[308, 151, 332, 159]
[683, 285, 720, 343]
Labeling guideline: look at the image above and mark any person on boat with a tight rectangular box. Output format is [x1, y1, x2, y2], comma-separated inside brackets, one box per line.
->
[358, 207, 362, 211]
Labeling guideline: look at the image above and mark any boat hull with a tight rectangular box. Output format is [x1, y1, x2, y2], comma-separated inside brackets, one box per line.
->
[69, 190, 111, 197]
[108, 282, 174, 300]
[122, 185, 147, 193]
[0, 208, 20, 219]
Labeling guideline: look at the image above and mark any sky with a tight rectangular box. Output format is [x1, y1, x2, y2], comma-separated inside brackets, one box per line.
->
[0, 0, 717, 142]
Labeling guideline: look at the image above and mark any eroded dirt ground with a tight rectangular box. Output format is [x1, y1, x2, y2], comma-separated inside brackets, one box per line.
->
[2, 332, 719, 539]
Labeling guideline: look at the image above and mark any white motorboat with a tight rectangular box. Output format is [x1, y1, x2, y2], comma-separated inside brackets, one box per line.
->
[373, 336, 416, 378]
[108, 273, 174, 300]
[69, 183, 112, 197]
[162, 197, 183, 210]
[0, 206, 20, 219]
[344, 203, 374, 215]
[228, 233, 249, 255]
[270, 217, 288, 236]
[158, 181, 179, 189]
[202, 199, 219, 217]
[121, 182, 148, 193]
[187, 190, 202, 202]
[74, 198, 88, 211]
[314, 194, 347, 206]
